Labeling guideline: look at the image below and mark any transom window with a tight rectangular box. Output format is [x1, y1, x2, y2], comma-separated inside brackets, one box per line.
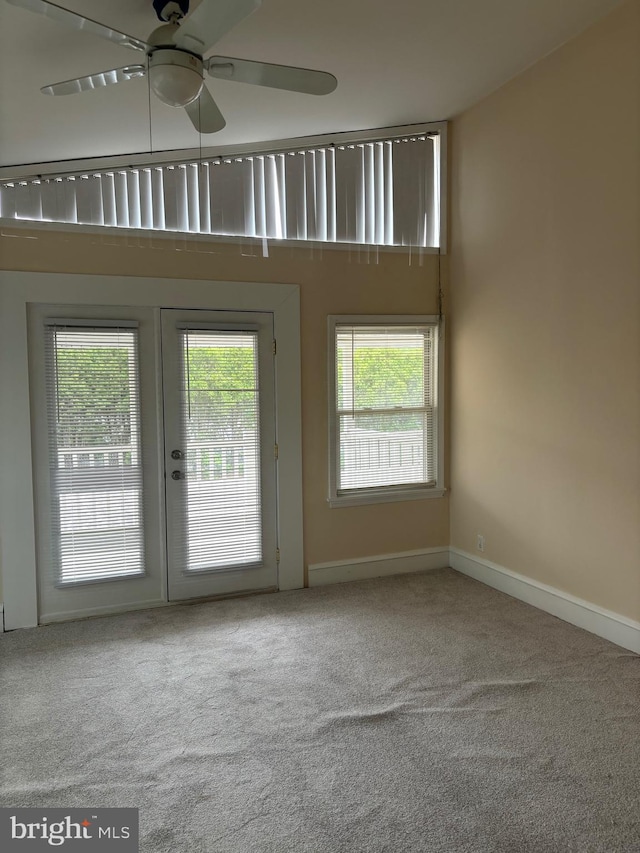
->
[0, 125, 445, 249]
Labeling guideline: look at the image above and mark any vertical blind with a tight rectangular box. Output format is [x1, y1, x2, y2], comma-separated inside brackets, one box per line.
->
[176, 329, 262, 573]
[335, 324, 437, 493]
[45, 323, 145, 585]
[0, 134, 439, 247]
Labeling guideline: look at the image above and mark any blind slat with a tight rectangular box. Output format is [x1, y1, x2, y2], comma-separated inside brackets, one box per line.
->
[187, 164, 200, 233]
[198, 163, 212, 234]
[114, 171, 129, 227]
[101, 173, 117, 227]
[127, 171, 141, 230]
[285, 152, 305, 240]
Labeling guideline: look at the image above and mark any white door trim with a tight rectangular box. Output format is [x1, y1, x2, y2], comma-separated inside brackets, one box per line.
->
[0, 270, 303, 629]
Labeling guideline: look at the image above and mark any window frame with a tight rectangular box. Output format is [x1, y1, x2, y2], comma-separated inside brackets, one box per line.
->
[327, 314, 445, 508]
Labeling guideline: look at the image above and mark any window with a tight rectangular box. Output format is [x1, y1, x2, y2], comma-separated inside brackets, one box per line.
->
[45, 322, 145, 585]
[328, 316, 444, 507]
[0, 125, 445, 249]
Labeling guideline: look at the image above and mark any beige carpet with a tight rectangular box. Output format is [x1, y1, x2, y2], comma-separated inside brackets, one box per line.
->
[1, 568, 639, 852]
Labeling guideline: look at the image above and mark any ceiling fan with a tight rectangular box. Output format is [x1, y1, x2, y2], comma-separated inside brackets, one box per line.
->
[5, 0, 338, 133]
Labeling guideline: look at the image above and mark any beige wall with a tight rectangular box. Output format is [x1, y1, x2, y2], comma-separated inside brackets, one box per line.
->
[0, 231, 449, 584]
[6, 0, 637, 623]
[450, 0, 640, 620]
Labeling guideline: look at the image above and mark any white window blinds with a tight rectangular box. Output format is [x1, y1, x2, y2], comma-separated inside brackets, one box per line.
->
[45, 323, 145, 585]
[176, 329, 262, 572]
[0, 133, 440, 247]
[334, 323, 438, 495]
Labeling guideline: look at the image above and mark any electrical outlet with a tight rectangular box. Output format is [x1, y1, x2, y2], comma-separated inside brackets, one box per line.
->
[477, 534, 485, 553]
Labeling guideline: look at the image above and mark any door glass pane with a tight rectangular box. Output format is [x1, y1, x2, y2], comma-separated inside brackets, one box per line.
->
[179, 329, 262, 572]
[46, 326, 144, 585]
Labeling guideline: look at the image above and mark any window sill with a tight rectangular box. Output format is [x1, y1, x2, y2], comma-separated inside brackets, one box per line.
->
[328, 487, 446, 508]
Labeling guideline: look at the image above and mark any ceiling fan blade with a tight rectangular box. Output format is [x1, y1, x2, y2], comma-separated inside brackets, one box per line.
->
[41, 66, 147, 96]
[206, 56, 337, 96]
[184, 85, 226, 134]
[173, 0, 261, 55]
[5, 0, 148, 52]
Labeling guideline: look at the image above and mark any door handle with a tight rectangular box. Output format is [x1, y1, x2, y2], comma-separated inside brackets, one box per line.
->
[171, 449, 183, 460]
[171, 470, 185, 481]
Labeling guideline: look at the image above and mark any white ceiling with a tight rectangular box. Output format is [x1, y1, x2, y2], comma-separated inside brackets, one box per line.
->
[0, 0, 623, 172]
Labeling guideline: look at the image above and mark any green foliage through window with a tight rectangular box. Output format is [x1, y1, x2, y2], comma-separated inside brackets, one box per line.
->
[337, 341, 428, 431]
[184, 343, 258, 441]
[55, 347, 132, 448]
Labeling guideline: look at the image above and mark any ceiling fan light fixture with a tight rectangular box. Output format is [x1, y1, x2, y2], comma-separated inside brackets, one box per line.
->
[148, 49, 204, 107]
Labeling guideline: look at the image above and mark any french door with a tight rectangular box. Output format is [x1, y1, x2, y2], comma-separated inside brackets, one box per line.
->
[29, 304, 278, 623]
[161, 310, 277, 600]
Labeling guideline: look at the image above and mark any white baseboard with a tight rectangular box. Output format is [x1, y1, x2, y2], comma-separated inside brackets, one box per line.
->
[7, 549, 638, 655]
[449, 548, 640, 655]
[39, 598, 170, 625]
[308, 547, 450, 587]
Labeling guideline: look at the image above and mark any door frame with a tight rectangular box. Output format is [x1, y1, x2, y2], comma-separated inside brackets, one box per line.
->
[0, 270, 303, 629]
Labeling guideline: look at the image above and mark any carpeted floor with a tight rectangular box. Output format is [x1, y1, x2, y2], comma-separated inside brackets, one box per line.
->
[1, 568, 639, 852]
